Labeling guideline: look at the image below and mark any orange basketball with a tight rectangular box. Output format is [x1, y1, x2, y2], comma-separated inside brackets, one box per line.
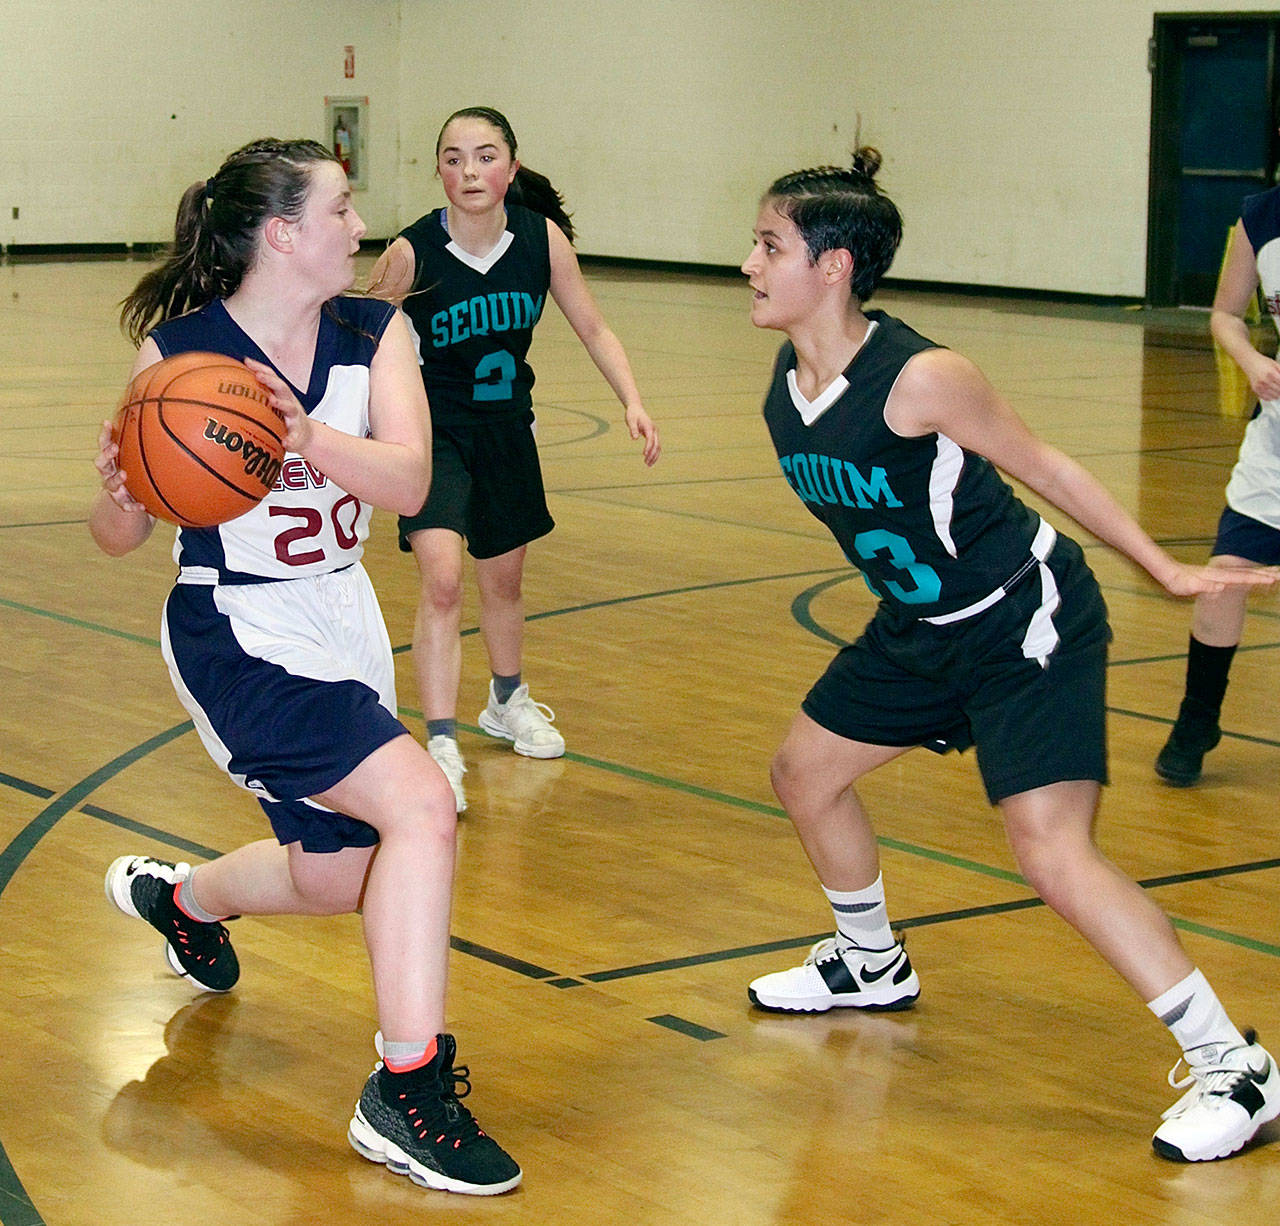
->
[114, 352, 285, 527]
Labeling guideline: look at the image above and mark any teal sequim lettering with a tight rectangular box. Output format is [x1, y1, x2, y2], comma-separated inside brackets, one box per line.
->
[841, 461, 902, 509]
[780, 452, 902, 509]
[448, 301, 470, 343]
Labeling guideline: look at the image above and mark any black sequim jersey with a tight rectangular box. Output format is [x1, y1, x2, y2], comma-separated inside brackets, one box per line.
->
[398, 204, 551, 427]
[763, 311, 1042, 621]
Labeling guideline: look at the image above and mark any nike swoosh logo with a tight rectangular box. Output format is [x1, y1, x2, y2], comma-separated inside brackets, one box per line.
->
[1228, 1057, 1273, 1118]
[858, 952, 905, 985]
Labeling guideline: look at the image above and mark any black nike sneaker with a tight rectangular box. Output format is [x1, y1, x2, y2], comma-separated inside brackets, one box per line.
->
[1153, 1030, 1280, 1161]
[748, 936, 920, 1012]
[348, 1034, 522, 1195]
[105, 855, 239, 993]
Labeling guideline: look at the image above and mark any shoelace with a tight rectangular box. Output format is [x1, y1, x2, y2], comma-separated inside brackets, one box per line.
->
[505, 693, 558, 737]
[397, 1061, 490, 1149]
[804, 935, 904, 967]
[1162, 1043, 1263, 1120]
[804, 937, 841, 966]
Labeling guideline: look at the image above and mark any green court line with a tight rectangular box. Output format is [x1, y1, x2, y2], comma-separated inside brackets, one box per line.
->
[1171, 919, 1280, 959]
[0, 596, 157, 648]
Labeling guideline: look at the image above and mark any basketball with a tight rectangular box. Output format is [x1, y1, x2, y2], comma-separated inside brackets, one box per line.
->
[114, 352, 285, 527]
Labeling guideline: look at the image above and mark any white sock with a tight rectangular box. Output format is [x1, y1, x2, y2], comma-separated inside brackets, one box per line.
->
[177, 866, 226, 923]
[1146, 968, 1246, 1059]
[824, 875, 895, 951]
[382, 1036, 436, 1072]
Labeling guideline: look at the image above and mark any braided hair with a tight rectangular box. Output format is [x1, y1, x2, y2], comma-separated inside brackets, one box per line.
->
[120, 138, 339, 344]
[764, 147, 902, 302]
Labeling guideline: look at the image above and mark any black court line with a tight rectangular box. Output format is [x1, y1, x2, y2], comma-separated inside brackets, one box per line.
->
[0, 774, 52, 800]
[1110, 706, 1280, 750]
[647, 1015, 726, 1041]
[3, 762, 1280, 1226]
[581, 858, 1280, 985]
[79, 804, 223, 862]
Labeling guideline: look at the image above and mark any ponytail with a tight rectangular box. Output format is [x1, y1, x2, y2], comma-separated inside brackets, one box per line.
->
[509, 165, 575, 243]
[120, 137, 338, 345]
[120, 180, 229, 345]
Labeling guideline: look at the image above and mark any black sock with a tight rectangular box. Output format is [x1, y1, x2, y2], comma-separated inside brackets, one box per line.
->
[1181, 635, 1236, 724]
[493, 672, 521, 704]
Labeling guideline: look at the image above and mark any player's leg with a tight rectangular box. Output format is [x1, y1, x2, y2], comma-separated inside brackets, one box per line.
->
[1156, 554, 1251, 786]
[473, 545, 564, 759]
[1000, 780, 1279, 1162]
[313, 732, 521, 1193]
[408, 527, 469, 811]
[184, 839, 375, 916]
[747, 712, 919, 1013]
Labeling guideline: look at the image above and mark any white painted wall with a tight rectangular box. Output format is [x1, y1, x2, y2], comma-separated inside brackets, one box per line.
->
[3, 0, 1276, 295]
[395, 0, 1279, 296]
[1, 0, 401, 246]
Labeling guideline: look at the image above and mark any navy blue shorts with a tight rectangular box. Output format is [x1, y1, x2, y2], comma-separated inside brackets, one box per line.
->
[1213, 505, 1280, 565]
[802, 535, 1110, 804]
[161, 569, 406, 853]
[398, 413, 554, 559]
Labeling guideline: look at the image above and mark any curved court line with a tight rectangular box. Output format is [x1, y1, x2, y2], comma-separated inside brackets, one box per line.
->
[790, 572, 859, 647]
[2, 723, 1278, 1223]
[390, 565, 849, 653]
[534, 402, 611, 445]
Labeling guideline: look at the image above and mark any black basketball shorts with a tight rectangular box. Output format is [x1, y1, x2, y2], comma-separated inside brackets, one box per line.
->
[398, 413, 555, 559]
[802, 535, 1111, 804]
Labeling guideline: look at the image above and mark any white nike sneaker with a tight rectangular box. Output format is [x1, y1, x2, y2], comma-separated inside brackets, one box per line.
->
[1153, 1031, 1280, 1161]
[427, 735, 467, 814]
[477, 682, 565, 759]
[748, 936, 920, 1013]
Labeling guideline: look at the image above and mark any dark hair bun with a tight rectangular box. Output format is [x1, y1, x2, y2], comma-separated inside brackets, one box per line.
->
[850, 146, 883, 180]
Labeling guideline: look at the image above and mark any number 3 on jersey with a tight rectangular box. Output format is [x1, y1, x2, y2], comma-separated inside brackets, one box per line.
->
[853, 528, 942, 604]
[474, 349, 516, 402]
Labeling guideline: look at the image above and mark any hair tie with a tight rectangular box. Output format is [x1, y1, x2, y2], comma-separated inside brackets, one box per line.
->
[203, 176, 218, 204]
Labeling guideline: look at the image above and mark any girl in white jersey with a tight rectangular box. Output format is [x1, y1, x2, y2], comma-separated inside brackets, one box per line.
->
[91, 138, 520, 1195]
[1155, 187, 1280, 786]
[742, 150, 1278, 1162]
[369, 107, 660, 814]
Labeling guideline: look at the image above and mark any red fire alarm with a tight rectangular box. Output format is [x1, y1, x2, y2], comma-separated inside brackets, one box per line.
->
[344, 45, 355, 79]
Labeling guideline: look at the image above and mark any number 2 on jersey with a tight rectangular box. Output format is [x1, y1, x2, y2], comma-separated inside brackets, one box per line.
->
[473, 349, 516, 402]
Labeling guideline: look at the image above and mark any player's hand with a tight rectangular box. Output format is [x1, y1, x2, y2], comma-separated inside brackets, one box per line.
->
[94, 419, 148, 512]
[625, 404, 661, 467]
[1242, 351, 1280, 402]
[243, 358, 311, 453]
[1160, 561, 1279, 598]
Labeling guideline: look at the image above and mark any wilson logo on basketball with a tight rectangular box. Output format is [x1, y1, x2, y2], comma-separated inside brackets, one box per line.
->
[203, 419, 283, 489]
[217, 379, 272, 405]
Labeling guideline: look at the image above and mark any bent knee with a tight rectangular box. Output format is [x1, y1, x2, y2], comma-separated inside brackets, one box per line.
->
[770, 745, 814, 808]
[289, 847, 373, 914]
[421, 573, 464, 615]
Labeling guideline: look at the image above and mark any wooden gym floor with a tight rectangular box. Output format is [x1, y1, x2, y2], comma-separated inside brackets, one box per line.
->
[1, 253, 1277, 1225]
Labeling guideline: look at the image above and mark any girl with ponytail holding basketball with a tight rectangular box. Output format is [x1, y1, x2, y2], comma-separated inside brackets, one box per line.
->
[368, 106, 660, 814]
[741, 149, 1279, 1161]
[90, 138, 522, 1195]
